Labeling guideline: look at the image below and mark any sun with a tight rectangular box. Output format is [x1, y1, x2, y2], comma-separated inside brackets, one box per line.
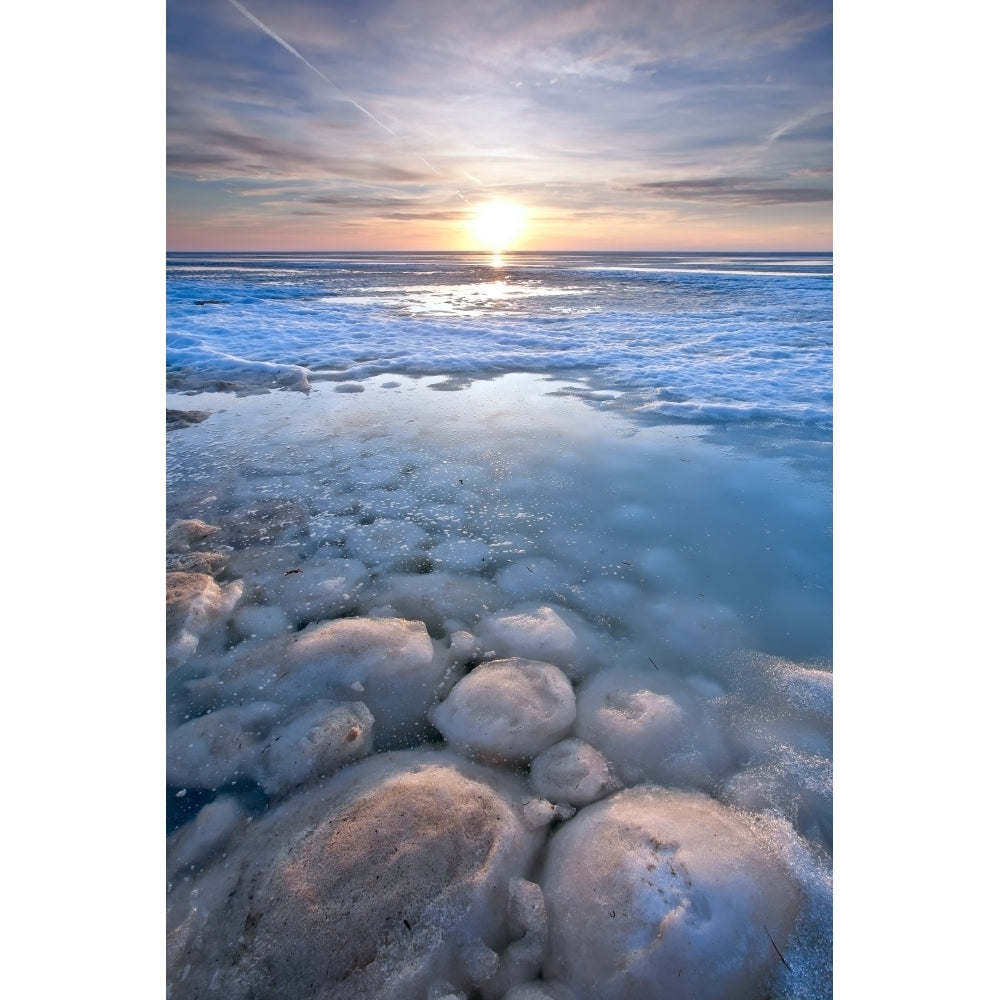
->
[469, 200, 527, 250]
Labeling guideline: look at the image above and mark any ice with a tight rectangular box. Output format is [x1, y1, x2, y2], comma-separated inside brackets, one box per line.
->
[215, 616, 448, 750]
[230, 603, 291, 642]
[264, 555, 370, 625]
[167, 795, 245, 879]
[429, 658, 577, 765]
[477, 606, 578, 671]
[431, 536, 493, 572]
[343, 518, 431, 571]
[540, 786, 802, 1000]
[167, 253, 831, 425]
[529, 738, 619, 807]
[371, 571, 503, 635]
[574, 666, 731, 791]
[494, 557, 566, 602]
[253, 700, 374, 798]
[166, 702, 277, 789]
[165, 362, 832, 998]
[165, 518, 218, 552]
[166, 751, 546, 1000]
[166, 572, 243, 669]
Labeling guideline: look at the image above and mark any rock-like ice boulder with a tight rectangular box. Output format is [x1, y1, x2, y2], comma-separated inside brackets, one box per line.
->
[167, 751, 546, 1000]
[166, 519, 219, 553]
[574, 667, 729, 790]
[166, 571, 243, 669]
[166, 702, 277, 789]
[540, 786, 802, 1000]
[167, 795, 245, 879]
[251, 700, 374, 797]
[217, 616, 445, 749]
[429, 658, 576, 764]
[529, 737, 618, 807]
[478, 606, 577, 670]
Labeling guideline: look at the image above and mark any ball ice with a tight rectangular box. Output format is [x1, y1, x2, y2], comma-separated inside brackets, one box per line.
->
[167, 751, 546, 1000]
[429, 658, 576, 764]
[540, 785, 801, 1000]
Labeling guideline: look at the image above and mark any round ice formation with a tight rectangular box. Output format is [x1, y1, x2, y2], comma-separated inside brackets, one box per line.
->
[575, 667, 728, 790]
[429, 658, 576, 764]
[494, 557, 565, 601]
[167, 795, 245, 879]
[166, 518, 219, 553]
[166, 703, 275, 789]
[540, 786, 802, 1000]
[230, 603, 291, 642]
[343, 517, 430, 570]
[267, 555, 370, 624]
[478, 606, 577, 671]
[371, 571, 503, 634]
[431, 536, 493, 572]
[216, 499, 310, 549]
[529, 738, 618, 807]
[217, 616, 445, 748]
[166, 571, 243, 668]
[252, 700, 374, 797]
[167, 751, 546, 1000]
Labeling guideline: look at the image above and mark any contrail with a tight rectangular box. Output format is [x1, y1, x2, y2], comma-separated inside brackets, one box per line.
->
[226, 0, 396, 136]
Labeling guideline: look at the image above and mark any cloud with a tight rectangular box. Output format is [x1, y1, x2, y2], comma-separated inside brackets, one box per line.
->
[633, 176, 832, 205]
[166, 0, 833, 248]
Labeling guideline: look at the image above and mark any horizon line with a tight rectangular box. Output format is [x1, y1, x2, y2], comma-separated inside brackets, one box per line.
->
[165, 247, 833, 255]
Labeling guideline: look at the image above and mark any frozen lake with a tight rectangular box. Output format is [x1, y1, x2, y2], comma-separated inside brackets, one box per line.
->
[166, 371, 832, 999]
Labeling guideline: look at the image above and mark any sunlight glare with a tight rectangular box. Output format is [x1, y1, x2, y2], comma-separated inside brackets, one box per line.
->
[470, 200, 527, 250]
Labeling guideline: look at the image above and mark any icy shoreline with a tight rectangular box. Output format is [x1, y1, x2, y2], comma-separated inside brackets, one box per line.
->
[166, 372, 832, 999]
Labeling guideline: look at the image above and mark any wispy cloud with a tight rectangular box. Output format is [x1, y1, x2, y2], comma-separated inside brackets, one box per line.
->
[634, 176, 832, 205]
[167, 0, 832, 249]
[225, 0, 397, 135]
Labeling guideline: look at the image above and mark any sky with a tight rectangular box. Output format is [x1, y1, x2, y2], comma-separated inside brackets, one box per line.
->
[166, 0, 832, 251]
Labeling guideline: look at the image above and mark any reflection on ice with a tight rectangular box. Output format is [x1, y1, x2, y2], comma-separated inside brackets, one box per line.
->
[166, 373, 831, 999]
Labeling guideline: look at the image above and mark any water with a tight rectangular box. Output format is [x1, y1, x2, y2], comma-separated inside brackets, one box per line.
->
[166, 251, 832, 999]
[167, 250, 832, 425]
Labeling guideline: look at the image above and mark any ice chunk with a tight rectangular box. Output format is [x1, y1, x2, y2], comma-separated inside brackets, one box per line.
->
[429, 658, 576, 764]
[477, 606, 577, 670]
[215, 498, 310, 549]
[231, 603, 292, 642]
[370, 571, 503, 634]
[252, 700, 374, 797]
[575, 667, 729, 790]
[166, 704, 273, 789]
[494, 558, 565, 601]
[343, 518, 430, 570]
[166, 519, 219, 553]
[166, 750, 545, 1000]
[268, 555, 370, 624]
[486, 879, 548, 998]
[431, 536, 493, 572]
[167, 795, 245, 878]
[541, 786, 802, 1000]
[218, 616, 445, 749]
[166, 572, 243, 669]
[529, 738, 618, 807]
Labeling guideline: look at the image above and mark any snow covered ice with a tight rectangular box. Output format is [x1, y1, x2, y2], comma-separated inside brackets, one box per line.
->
[167, 252, 832, 999]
